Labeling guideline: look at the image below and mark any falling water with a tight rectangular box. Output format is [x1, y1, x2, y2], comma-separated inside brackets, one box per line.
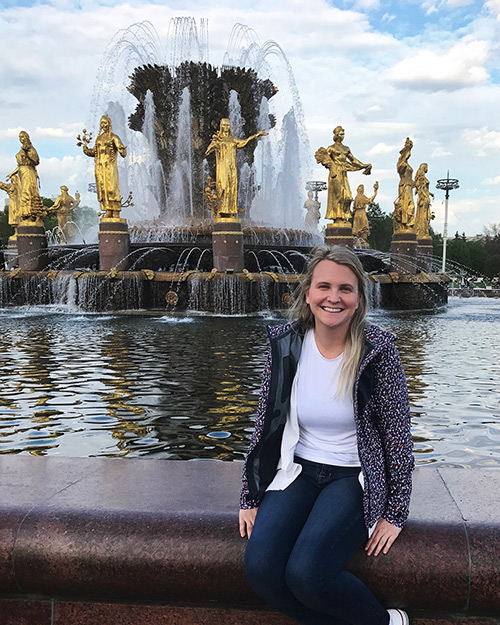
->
[166, 87, 194, 223]
[90, 18, 310, 233]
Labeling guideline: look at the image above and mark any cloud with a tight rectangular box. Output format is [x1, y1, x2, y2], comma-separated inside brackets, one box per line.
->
[367, 142, 398, 156]
[352, 0, 380, 10]
[431, 146, 452, 157]
[0, 127, 24, 139]
[36, 124, 83, 139]
[386, 41, 489, 92]
[484, 174, 500, 184]
[462, 127, 500, 155]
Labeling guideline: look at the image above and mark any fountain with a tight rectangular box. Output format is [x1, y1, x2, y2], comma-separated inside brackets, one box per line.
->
[0, 18, 449, 313]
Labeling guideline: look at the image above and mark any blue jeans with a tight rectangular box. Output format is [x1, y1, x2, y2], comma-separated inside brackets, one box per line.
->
[244, 458, 390, 625]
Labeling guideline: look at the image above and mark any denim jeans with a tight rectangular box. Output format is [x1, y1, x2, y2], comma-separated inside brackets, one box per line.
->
[244, 458, 390, 625]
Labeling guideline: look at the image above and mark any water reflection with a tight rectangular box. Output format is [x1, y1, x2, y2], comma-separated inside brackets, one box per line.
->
[0, 299, 499, 466]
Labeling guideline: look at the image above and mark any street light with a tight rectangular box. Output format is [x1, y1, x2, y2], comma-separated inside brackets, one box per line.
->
[305, 180, 327, 202]
[436, 172, 459, 273]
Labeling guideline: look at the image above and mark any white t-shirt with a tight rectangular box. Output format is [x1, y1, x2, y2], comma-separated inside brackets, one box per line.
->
[294, 329, 360, 466]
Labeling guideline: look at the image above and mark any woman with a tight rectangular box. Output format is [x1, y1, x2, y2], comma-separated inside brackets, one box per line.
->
[239, 245, 414, 625]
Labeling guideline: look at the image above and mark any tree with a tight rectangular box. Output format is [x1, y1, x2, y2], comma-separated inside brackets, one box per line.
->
[367, 202, 393, 251]
[0, 205, 13, 246]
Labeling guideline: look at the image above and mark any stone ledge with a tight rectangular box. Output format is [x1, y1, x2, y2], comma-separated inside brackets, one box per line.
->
[0, 457, 499, 623]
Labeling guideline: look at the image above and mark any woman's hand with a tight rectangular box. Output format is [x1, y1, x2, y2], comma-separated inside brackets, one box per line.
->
[365, 518, 402, 556]
[239, 508, 258, 539]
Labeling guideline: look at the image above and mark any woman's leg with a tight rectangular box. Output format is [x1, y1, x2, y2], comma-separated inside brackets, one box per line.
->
[245, 473, 352, 625]
[285, 474, 389, 625]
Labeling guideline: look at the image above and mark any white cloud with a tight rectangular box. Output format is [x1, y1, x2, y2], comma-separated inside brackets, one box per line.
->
[353, 0, 380, 9]
[36, 124, 83, 139]
[431, 146, 452, 157]
[462, 127, 500, 155]
[386, 41, 489, 91]
[0, 128, 24, 139]
[484, 174, 500, 184]
[368, 142, 398, 156]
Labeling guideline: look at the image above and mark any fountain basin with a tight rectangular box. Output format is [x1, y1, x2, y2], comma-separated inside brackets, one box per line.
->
[0, 269, 449, 313]
[0, 455, 499, 624]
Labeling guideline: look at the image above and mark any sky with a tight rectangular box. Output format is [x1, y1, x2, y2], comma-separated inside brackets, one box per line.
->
[0, 0, 499, 236]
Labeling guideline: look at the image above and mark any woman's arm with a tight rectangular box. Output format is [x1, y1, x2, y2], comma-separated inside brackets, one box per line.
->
[240, 347, 272, 510]
[373, 341, 414, 527]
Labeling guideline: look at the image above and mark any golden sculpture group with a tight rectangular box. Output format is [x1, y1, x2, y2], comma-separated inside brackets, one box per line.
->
[0, 131, 81, 244]
[311, 128, 433, 247]
[0, 112, 434, 253]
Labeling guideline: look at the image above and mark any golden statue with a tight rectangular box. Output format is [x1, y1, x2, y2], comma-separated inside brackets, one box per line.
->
[78, 114, 126, 220]
[51, 185, 81, 243]
[393, 138, 415, 233]
[0, 172, 21, 239]
[352, 181, 378, 248]
[414, 163, 434, 239]
[9, 131, 45, 222]
[205, 118, 267, 219]
[304, 190, 321, 230]
[315, 126, 371, 224]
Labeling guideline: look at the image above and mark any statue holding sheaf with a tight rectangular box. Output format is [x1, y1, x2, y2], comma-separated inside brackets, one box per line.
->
[7, 131, 45, 222]
[315, 126, 372, 224]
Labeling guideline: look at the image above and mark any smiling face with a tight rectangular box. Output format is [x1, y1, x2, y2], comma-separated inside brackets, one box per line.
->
[305, 260, 360, 336]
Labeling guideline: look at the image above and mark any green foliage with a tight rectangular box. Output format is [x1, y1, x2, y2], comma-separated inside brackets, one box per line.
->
[366, 202, 393, 252]
[0, 205, 13, 246]
[73, 205, 99, 228]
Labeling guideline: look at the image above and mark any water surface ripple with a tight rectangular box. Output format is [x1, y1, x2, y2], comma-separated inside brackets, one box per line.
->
[0, 297, 498, 466]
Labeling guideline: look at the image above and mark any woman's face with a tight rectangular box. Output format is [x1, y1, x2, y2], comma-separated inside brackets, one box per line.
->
[305, 260, 360, 335]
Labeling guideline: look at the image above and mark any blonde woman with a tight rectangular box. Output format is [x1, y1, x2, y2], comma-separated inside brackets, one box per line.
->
[240, 245, 414, 625]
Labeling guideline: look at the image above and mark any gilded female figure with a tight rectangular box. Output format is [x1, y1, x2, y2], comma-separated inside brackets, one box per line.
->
[11, 131, 44, 221]
[414, 163, 434, 239]
[80, 115, 126, 219]
[393, 138, 415, 233]
[353, 182, 379, 247]
[0, 172, 21, 234]
[316, 126, 371, 223]
[205, 118, 267, 218]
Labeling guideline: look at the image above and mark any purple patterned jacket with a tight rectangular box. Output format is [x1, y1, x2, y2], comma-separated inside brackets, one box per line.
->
[240, 321, 414, 528]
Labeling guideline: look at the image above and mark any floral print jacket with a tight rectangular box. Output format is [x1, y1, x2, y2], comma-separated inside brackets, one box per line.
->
[240, 321, 414, 528]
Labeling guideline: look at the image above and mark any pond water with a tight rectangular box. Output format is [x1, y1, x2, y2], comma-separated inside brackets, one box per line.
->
[0, 297, 499, 467]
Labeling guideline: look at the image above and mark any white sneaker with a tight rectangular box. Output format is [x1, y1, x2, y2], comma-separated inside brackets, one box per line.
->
[387, 608, 409, 625]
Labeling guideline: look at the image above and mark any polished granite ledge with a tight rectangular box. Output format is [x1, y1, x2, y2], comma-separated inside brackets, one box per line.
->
[0, 456, 499, 625]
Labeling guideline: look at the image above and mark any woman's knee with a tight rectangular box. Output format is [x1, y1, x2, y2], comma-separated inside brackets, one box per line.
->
[244, 539, 284, 594]
[285, 551, 323, 605]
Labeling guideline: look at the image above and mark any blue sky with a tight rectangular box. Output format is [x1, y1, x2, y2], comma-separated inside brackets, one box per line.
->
[0, 0, 499, 236]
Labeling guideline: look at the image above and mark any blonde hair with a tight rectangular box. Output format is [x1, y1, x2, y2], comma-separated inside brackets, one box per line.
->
[289, 245, 368, 398]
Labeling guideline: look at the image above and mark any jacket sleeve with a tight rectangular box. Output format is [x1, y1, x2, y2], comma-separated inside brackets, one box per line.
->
[240, 347, 272, 509]
[373, 341, 414, 527]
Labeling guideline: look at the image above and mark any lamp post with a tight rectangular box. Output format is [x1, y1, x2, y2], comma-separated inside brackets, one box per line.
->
[305, 180, 327, 202]
[436, 172, 459, 273]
